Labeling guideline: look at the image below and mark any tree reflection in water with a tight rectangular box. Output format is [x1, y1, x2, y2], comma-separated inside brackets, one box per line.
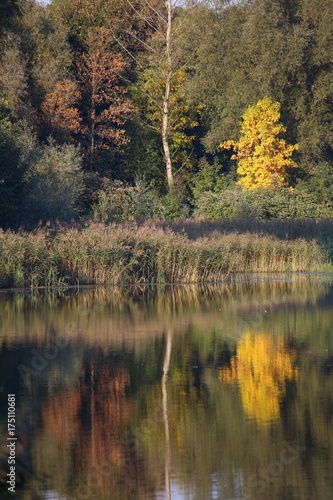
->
[220, 332, 298, 425]
[162, 327, 172, 500]
[0, 277, 332, 499]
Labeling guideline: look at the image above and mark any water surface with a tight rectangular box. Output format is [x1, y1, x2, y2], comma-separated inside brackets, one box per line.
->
[0, 276, 333, 499]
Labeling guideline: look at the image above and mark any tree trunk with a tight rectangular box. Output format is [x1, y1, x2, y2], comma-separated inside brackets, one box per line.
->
[162, 0, 174, 190]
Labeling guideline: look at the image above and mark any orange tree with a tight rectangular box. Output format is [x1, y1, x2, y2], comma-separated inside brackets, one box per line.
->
[76, 27, 133, 169]
[42, 79, 82, 142]
[222, 97, 298, 190]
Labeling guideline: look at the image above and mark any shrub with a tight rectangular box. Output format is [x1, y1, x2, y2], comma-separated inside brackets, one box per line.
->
[193, 186, 331, 220]
[92, 175, 189, 222]
[191, 157, 236, 200]
[193, 189, 242, 219]
[23, 140, 83, 224]
[92, 176, 165, 222]
[160, 189, 190, 219]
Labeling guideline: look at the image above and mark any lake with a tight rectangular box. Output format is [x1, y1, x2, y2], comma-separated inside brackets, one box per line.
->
[1, 275, 333, 499]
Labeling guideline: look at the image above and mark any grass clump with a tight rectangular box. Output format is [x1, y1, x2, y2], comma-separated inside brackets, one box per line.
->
[0, 221, 331, 289]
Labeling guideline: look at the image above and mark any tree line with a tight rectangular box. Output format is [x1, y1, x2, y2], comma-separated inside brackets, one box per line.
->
[1, 0, 333, 227]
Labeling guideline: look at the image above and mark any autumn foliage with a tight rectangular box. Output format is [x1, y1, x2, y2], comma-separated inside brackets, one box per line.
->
[222, 97, 298, 190]
[41, 28, 133, 169]
[220, 332, 298, 425]
[42, 366, 132, 470]
[77, 28, 133, 166]
[42, 79, 82, 141]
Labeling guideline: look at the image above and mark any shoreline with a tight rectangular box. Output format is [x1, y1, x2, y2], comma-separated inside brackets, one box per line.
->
[0, 220, 332, 290]
[1, 271, 333, 294]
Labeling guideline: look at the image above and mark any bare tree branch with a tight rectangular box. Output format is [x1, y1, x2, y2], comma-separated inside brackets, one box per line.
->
[142, 0, 168, 25]
[123, 0, 164, 37]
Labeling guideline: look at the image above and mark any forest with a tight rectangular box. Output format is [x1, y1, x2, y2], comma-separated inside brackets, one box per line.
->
[1, 0, 333, 228]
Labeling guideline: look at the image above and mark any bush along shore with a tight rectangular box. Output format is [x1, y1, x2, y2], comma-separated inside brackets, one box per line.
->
[0, 221, 332, 289]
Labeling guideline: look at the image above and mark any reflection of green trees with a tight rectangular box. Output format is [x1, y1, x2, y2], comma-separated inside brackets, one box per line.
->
[1, 277, 331, 349]
[0, 278, 333, 498]
[280, 346, 333, 499]
[132, 325, 333, 499]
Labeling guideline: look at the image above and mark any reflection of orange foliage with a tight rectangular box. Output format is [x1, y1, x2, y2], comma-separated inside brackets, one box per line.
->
[42, 366, 132, 474]
[43, 388, 81, 441]
[82, 366, 132, 470]
[219, 333, 298, 425]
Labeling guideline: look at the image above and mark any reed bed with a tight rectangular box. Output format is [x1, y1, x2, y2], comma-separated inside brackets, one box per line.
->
[157, 218, 333, 246]
[0, 222, 331, 289]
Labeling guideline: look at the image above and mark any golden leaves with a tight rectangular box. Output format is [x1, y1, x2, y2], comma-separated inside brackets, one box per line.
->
[220, 332, 298, 425]
[221, 97, 298, 190]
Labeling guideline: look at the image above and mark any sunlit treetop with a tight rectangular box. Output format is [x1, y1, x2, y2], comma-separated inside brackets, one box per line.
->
[221, 97, 298, 190]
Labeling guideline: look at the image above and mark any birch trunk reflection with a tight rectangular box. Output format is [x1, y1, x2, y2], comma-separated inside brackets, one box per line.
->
[162, 326, 172, 500]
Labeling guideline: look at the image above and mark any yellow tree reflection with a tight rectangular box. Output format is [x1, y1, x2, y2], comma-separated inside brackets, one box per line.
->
[220, 333, 298, 425]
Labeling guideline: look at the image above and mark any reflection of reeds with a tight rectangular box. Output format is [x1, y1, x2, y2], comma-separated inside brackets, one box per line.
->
[0, 222, 330, 289]
[0, 278, 332, 350]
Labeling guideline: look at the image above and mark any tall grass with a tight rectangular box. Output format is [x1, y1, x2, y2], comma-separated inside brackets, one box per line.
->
[0, 221, 331, 289]
[157, 218, 333, 245]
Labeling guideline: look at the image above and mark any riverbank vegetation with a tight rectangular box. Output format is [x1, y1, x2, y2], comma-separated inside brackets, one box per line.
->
[0, 220, 332, 289]
[1, 0, 333, 228]
[1, 0, 333, 288]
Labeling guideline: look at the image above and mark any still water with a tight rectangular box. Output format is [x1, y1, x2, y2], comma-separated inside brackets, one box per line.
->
[0, 275, 333, 500]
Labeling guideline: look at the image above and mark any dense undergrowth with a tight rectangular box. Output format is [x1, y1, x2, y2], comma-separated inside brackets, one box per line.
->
[0, 219, 332, 289]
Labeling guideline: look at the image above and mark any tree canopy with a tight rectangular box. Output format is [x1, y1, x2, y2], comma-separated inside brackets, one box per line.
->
[0, 0, 333, 226]
[222, 98, 298, 190]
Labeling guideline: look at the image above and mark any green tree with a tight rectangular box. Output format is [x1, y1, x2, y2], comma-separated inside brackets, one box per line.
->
[51, 0, 149, 50]
[293, 0, 333, 166]
[183, 1, 249, 152]
[0, 37, 28, 117]
[3, 0, 73, 126]
[0, 0, 20, 39]
[23, 140, 84, 224]
[0, 100, 23, 227]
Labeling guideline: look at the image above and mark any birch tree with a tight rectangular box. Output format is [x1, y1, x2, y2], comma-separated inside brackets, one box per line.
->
[112, 0, 188, 190]
[162, 0, 173, 188]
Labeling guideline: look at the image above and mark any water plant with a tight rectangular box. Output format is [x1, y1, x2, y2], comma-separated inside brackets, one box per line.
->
[0, 220, 331, 289]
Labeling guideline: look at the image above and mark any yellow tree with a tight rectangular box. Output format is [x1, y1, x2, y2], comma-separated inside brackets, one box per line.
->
[222, 97, 298, 190]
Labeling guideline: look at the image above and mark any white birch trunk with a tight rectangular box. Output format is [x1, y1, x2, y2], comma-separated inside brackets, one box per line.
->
[162, 0, 174, 190]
